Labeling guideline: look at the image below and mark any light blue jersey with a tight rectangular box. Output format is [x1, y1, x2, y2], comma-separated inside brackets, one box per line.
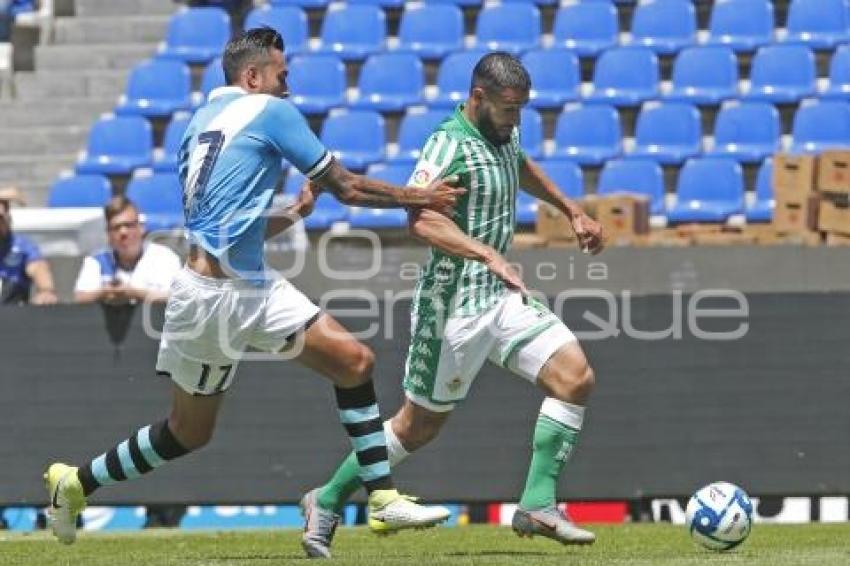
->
[179, 86, 332, 279]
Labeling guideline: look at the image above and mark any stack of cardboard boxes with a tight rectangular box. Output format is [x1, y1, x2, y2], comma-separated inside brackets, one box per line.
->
[768, 153, 822, 245]
[536, 193, 650, 247]
[816, 150, 850, 246]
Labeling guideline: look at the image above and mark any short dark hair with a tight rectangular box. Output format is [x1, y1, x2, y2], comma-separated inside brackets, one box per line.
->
[222, 27, 285, 84]
[470, 52, 531, 95]
[104, 195, 138, 224]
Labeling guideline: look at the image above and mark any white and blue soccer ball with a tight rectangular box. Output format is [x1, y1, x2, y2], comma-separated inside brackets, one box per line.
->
[685, 481, 753, 551]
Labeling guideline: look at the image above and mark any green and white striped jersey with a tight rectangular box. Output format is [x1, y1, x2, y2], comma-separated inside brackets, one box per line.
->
[407, 104, 526, 317]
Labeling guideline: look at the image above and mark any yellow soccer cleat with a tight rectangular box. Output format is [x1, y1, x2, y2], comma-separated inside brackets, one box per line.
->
[367, 489, 450, 535]
[43, 463, 86, 545]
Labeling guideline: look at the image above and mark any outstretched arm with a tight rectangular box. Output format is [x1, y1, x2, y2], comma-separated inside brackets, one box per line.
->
[519, 158, 605, 255]
[314, 159, 463, 214]
[408, 208, 527, 294]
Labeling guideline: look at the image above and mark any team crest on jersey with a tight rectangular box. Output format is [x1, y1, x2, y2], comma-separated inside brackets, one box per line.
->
[413, 169, 431, 186]
[446, 376, 463, 392]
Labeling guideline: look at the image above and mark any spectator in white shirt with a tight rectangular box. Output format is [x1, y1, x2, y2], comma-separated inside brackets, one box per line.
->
[74, 196, 180, 305]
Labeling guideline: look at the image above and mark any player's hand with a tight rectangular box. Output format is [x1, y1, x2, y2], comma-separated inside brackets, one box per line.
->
[485, 252, 528, 295]
[32, 290, 58, 305]
[297, 181, 320, 218]
[422, 176, 465, 217]
[571, 212, 605, 255]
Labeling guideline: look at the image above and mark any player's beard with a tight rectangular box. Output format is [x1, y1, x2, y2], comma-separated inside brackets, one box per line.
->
[476, 105, 513, 146]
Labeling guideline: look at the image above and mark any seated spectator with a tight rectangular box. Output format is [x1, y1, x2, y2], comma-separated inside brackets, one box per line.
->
[1, 0, 35, 41]
[0, 187, 58, 305]
[74, 196, 180, 305]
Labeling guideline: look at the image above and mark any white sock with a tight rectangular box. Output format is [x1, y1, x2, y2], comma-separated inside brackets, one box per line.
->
[540, 397, 585, 430]
[383, 420, 411, 467]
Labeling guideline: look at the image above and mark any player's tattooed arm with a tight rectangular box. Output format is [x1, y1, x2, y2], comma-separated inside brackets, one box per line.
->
[519, 158, 605, 255]
[313, 159, 464, 216]
[408, 208, 528, 294]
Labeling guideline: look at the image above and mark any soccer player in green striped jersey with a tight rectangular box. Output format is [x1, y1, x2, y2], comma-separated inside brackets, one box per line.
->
[301, 52, 605, 558]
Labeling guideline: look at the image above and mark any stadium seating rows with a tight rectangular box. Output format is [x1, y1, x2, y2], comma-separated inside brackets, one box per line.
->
[48, 0, 850, 229]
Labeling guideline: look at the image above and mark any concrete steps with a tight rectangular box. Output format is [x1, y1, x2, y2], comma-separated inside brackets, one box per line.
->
[35, 43, 158, 71]
[0, 155, 78, 185]
[52, 15, 170, 45]
[13, 69, 129, 100]
[73, 0, 176, 18]
[0, 98, 115, 127]
[0, 125, 89, 157]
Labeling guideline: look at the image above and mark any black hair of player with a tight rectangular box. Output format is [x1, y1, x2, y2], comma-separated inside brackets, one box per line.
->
[223, 27, 285, 85]
[470, 52, 531, 95]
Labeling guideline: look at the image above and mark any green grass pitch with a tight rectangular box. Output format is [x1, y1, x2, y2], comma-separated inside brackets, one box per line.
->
[2, 524, 849, 565]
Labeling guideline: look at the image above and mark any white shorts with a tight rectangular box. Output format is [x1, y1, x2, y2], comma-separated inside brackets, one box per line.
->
[156, 268, 321, 396]
[403, 291, 577, 412]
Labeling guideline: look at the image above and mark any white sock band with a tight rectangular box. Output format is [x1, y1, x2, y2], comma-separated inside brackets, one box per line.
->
[540, 397, 585, 430]
[383, 420, 410, 467]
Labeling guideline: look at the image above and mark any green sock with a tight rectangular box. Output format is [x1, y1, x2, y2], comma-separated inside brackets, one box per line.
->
[518, 414, 580, 510]
[317, 451, 363, 513]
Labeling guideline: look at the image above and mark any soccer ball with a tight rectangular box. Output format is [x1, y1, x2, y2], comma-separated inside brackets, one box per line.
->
[685, 481, 753, 551]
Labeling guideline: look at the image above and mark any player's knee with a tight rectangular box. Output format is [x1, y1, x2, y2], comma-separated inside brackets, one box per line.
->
[549, 362, 595, 404]
[338, 344, 375, 385]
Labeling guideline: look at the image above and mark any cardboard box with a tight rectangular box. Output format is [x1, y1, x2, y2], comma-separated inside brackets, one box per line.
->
[595, 193, 650, 242]
[818, 192, 850, 235]
[536, 202, 576, 242]
[692, 232, 758, 246]
[817, 150, 850, 193]
[512, 233, 548, 249]
[773, 194, 820, 233]
[826, 232, 850, 246]
[773, 153, 818, 205]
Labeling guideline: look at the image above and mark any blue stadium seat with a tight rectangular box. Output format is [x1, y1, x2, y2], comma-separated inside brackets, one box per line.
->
[159, 7, 231, 64]
[522, 48, 581, 109]
[475, 3, 541, 54]
[244, 5, 308, 56]
[586, 47, 660, 107]
[598, 159, 665, 215]
[154, 112, 192, 173]
[552, 104, 622, 165]
[283, 170, 350, 230]
[784, 0, 850, 49]
[318, 4, 385, 61]
[416, 0, 480, 6]
[629, 0, 697, 55]
[77, 115, 153, 175]
[116, 58, 192, 118]
[746, 157, 774, 223]
[631, 102, 702, 165]
[517, 161, 583, 226]
[269, 0, 329, 8]
[348, 0, 405, 8]
[288, 54, 346, 114]
[745, 45, 816, 103]
[790, 99, 850, 153]
[668, 157, 744, 223]
[665, 46, 738, 105]
[397, 4, 464, 60]
[432, 50, 489, 108]
[552, 1, 618, 57]
[709, 101, 780, 163]
[353, 53, 424, 112]
[539, 160, 583, 199]
[822, 44, 850, 99]
[200, 57, 225, 100]
[517, 108, 543, 160]
[391, 108, 449, 164]
[706, 0, 774, 52]
[47, 174, 112, 208]
[126, 171, 185, 232]
[321, 109, 385, 170]
[350, 163, 412, 228]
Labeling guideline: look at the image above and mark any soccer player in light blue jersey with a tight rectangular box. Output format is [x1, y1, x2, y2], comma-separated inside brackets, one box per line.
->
[44, 28, 462, 550]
